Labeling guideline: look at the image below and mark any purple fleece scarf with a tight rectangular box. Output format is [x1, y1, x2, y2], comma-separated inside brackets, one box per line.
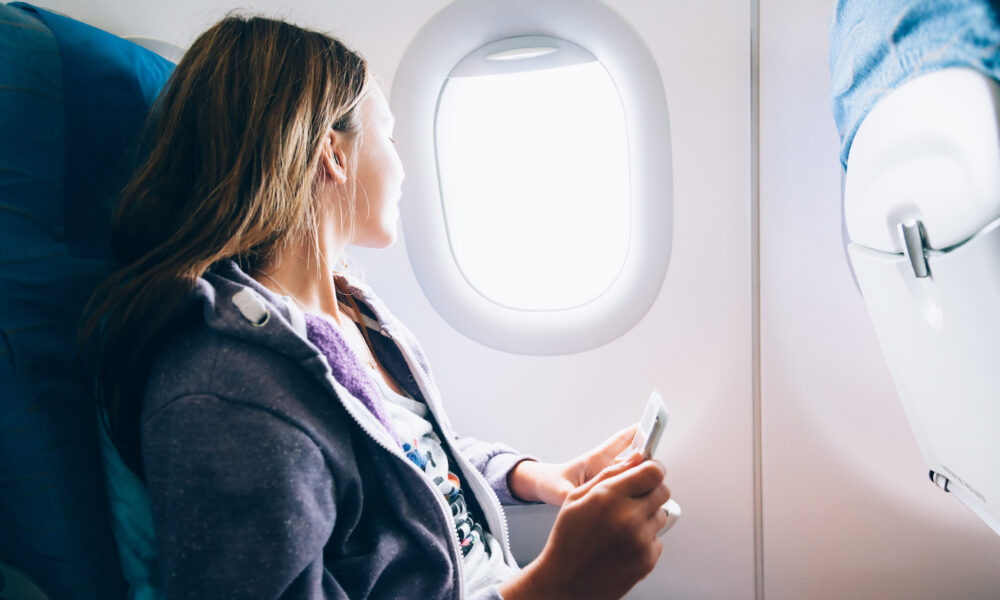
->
[303, 312, 400, 446]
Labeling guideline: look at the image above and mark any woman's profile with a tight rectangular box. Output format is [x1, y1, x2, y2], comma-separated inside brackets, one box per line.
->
[82, 14, 670, 600]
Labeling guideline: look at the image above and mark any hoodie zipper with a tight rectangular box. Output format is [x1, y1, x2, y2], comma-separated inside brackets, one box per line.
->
[334, 302, 516, 567]
[383, 327, 517, 569]
[280, 295, 513, 596]
[277, 293, 468, 598]
[323, 371, 468, 599]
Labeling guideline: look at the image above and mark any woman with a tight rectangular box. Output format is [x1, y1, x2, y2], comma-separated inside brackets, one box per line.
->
[82, 14, 670, 600]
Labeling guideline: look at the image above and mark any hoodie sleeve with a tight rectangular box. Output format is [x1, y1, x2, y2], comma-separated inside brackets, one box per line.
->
[452, 436, 541, 506]
[142, 393, 344, 599]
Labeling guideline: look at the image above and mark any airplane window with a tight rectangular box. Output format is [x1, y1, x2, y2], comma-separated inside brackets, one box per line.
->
[392, 0, 671, 354]
[435, 36, 629, 311]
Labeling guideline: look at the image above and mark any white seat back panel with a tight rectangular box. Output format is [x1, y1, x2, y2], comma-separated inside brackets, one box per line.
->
[849, 218, 1000, 534]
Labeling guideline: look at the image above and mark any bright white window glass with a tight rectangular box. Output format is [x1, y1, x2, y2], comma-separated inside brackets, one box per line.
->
[435, 46, 630, 311]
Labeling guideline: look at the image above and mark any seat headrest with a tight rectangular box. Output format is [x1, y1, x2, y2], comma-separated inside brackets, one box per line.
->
[8, 1, 174, 257]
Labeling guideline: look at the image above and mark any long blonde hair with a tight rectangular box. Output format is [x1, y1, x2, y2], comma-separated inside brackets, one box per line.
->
[80, 14, 369, 476]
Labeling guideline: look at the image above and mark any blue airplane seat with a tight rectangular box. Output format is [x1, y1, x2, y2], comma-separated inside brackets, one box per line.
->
[0, 3, 173, 598]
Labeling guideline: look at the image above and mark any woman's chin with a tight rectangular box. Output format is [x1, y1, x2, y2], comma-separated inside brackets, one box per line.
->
[355, 226, 399, 249]
[379, 230, 399, 248]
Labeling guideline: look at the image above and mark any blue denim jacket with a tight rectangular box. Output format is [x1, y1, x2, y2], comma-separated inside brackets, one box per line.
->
[830, 0, 1000, 168]
[102, 260, 532, 599]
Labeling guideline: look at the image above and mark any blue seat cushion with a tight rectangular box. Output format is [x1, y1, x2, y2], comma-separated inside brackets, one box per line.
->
[0, 3, 173, 598]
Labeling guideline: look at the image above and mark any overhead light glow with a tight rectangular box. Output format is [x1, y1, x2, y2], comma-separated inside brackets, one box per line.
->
[485, 46, 559, 61]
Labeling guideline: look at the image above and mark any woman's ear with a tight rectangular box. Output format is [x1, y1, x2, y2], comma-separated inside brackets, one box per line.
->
[320, 128, 348, 185]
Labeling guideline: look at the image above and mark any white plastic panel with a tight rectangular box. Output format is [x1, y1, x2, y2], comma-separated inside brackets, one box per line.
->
[849, 219, 1000, 536]
[845, 68, 1000, 253]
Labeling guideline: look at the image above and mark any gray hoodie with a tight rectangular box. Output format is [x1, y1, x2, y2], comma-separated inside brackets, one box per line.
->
[140, 260, 532, 599]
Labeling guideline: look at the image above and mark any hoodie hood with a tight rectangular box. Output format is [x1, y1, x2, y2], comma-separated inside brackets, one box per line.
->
[185, 259, 442, 440]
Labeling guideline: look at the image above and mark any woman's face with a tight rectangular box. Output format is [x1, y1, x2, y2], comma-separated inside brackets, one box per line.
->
[349, 83, 405, 248]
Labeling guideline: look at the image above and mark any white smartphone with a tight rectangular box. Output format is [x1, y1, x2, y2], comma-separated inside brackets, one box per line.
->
[630, 390, 669, 460]
[628, 390, 681, 535]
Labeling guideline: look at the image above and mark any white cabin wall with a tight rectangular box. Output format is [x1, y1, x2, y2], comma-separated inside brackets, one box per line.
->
[30, 0, 452, 92]
[759, 0, 1000, 598]
[364, 2, 757, 598]
[39, 0, 752, 597]
[40, 0, 1000, 597]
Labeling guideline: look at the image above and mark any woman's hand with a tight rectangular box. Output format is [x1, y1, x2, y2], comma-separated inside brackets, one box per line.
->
[499, 451, 670, 600]
[508, 425, 638, 505]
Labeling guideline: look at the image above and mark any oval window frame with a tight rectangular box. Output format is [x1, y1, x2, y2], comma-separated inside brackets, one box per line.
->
[391, 0, 672, 355]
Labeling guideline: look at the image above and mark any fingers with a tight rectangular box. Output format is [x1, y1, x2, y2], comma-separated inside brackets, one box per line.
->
[595, 424, 639, 462]
[637, 483, 670, 516]
[638, 483, 671, 517]
[571, 450, 643, 498]
[646, 538, 664, 573]
[653, 501, 670, 533]
[648, 507, 669, 537]
[607, 459, 666, 498]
